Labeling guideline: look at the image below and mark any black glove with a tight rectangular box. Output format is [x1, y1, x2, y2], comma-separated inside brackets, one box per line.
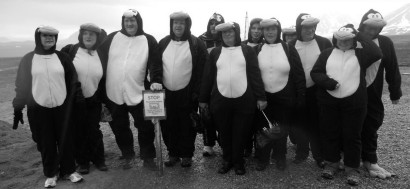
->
[13, 110, 24, 129]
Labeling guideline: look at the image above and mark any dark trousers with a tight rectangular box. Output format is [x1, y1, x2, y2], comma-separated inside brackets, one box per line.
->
[75, 100, 105, 166]
[319, 102, 366, 168]
[107, 102, 155, 160]
[161, 92, 196, 158]
[292, 86, 322, 161]
[256, 100, 291, 163]
[211, 91, 255, 166]
[361, 114, 383, 164]
[27, 104, 76, 177]
[202, 115, 218, 147]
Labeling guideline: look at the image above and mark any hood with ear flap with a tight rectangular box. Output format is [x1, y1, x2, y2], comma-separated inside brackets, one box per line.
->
[120, 9, 144, 36]
[78, 23, 103, 50]
[358, 9, 386, 38]
[206, 13, 225, 38]
[295, 13, 319, 41]
[216, 22, 242, 47]
[169, 11, 192, 41]
[332, 24, 358, 49]
[260, 17, 282, 44]
[34, 26, 59, 55]
[247, 18, 263, 43]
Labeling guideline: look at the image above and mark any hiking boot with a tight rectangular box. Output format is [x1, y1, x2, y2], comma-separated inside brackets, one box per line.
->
[164, 157, 180, 167]
[218, 161, 233, 174]
[321, 162, 340, 179]
[77, 164, 90, 174]
[346, 167, 361, 186]
[95, 162, 108, 171]
[44, 176, 57, 188]
[234, 164, 246, 175]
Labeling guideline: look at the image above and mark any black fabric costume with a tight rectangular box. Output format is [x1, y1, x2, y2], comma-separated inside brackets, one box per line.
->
[98, 11, 158, 160]
[311, 31, 383, 168]
[253, 19, 306, 164]
[60, 27, 107, 168]
[288, 13, 333, 162]
[12, 28, 83, 177]
[199, 22, 266, 168]
[150, 14, 208, 158]
[358, 9, 402, 164]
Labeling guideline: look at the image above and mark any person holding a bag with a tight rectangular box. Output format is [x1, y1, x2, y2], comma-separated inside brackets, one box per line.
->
[199, 22, 266, 175]
[61, 23, 108, 174]
[253, 18, 305, 171]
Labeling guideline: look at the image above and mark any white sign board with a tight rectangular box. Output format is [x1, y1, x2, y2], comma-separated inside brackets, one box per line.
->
[143, 90, 166, 120]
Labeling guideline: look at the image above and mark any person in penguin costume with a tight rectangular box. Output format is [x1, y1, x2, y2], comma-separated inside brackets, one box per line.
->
[199, 12, 225, 53]
[288, 13, 332, 167]
[99, 9, 159, 169]
[61, 23, 108, 174]
[241, 17, 263, 157]
[198, 12, 225, 157]
[358, 9, 402, 179]
[149, 11, 207, 168]
[12, 26, 84, 188]
[199, 22, 267, 175]
[311, 24, 383, 186]
[282, 25, 297, 43]
[252, 18, 305, 171]
[241, 18, 263, 47]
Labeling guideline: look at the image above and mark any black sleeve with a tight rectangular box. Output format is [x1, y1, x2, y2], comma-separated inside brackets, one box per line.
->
[149, 37, 166, 84]
[356, 32, 383, 68]
[244, 45, 266, 101]
[199, 48, 218, 103]
[60, 44, 72, 55]
[98, 32, 116, 69]
[193, 37, 208, 97]
[56, 51, 84, 105]
[288, 44, 306, 97]
[310, 48, 339, 90]
[12, 53, 33, 111]
[145, 34, 160, 85]
[382, 37, 402, 100]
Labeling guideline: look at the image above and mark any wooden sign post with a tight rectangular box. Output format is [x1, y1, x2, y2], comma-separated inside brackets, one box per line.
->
[143, 90, 166, 176]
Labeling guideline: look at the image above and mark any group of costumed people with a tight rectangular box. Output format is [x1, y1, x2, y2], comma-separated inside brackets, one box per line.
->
[12, 8, 401, 188]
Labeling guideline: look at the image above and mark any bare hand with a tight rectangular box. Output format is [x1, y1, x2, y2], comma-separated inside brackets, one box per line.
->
[257, 100, 267, 111]
[150, 83, 163, 91]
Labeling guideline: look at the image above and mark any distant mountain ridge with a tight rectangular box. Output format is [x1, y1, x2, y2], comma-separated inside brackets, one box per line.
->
[1, 4, 410, 58]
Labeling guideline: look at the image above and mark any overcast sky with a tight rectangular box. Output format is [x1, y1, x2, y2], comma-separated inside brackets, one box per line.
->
[0, 0, 408, 41]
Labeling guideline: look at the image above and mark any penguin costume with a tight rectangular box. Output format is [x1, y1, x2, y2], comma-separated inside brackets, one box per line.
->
[61, 23, 108, 174]
[198, 12, 225, 156]
[253, 18, 306, 171]
[311, 24, 382, 186]
[199, 13, 225, 53]
[99, 9, 159, 168]
[358, 9, 402, 179]
[282, 25, 297, 43]
[12, 26, 84, 187]
[288, 13, 332, 165]
[241, 18, 263, 47]
[149, 11, 207, 167]
[199, 22, 266, 175]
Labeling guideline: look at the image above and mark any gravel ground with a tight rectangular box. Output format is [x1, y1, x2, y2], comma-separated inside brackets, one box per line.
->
[0, 65, 409, 189]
